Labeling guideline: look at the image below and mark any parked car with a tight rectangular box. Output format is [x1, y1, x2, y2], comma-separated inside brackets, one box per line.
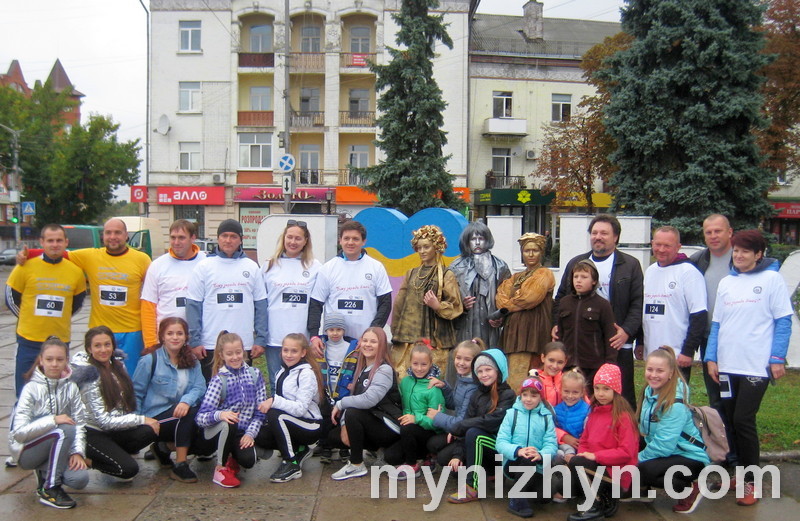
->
[0, 248, 18, 265]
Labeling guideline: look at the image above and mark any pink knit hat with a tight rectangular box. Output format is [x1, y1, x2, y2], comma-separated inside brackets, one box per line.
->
[594, 364, 622, 395]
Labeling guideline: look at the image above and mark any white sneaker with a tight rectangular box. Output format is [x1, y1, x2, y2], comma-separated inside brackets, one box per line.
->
[331, 461, 368, 481]
[4, 456, 17, 468]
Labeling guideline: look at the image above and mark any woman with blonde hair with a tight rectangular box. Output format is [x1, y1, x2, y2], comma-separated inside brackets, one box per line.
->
[391, 225, 464, 377]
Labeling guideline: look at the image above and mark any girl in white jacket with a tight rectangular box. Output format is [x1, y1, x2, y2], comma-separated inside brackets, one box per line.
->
[256, 333, 324, 483]
[9, 337, 89, 509]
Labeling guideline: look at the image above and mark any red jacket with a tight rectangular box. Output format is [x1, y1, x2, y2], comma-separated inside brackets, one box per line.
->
[577, 403, 639, 491]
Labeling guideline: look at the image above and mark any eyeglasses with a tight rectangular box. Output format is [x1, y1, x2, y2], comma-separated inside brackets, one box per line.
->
[287, 220, 308, 229]
[521, 378, 544, 392]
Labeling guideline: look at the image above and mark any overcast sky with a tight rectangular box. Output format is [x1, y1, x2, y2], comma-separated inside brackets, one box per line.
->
[0, 0, 624, 196]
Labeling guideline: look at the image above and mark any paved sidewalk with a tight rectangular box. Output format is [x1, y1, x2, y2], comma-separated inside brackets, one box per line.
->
[0, 267, 798, 520]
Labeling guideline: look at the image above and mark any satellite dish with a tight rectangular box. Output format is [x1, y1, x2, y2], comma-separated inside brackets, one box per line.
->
[154, 114, 171, 135]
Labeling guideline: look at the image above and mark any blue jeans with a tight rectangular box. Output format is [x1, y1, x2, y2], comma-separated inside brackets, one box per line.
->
[15, 336, 70, 398]
[115, 331, 144, 375]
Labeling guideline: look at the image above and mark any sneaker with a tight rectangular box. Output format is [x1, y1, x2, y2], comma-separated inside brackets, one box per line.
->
[313, 445, 324, 457]
[151, 442, 173, 468]
[673, 482, 702, 514]
[213, 466, 240, 488]
[552, 493, 568, 504]
[170, 461, 198, 483]
[143, 449, 155, 461]
[225, 455, 241, 475]
[37, 485, 76, 509]
[393, 463, 421, 481]
[320, 447, 333, 464]
[508, 497, 534, 518]
[4, 456, 17, 468]
[620, 486, 656, 502]
[270, 460, 303, 483]
[294, 445, 313, 469]
[331, 461, 368, 481]
[736, 482, 758, 506]
[34, 470, 46, 489]
[197, 451, 216, 462]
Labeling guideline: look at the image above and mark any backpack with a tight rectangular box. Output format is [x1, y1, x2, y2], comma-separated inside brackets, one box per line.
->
[675, 399, 729, 464]
[218, 365, 262, 404]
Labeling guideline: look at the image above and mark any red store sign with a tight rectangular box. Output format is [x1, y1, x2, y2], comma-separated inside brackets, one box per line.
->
[130, 185, 148, 203]
[234, 187, 332, 203]
[773, 201, 800, 219]
[156, 186, 226, 205]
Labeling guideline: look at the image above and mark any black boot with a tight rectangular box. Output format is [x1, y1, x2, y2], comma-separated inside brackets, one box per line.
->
[567, 498, 605, 521]
[602, 494, 618, 518]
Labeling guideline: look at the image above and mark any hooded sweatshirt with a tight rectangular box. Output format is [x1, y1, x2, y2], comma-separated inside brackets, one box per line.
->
[496, 398, 558, 472]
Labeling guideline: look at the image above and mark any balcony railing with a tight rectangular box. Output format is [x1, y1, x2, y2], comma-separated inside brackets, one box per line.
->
[296, 169, 321, 185]
[237, 111, 274, 126]
[486, 174, 526, 189]
[338, 168, 369, 186]
[290, 111, 324, 127]
[289, 52, 324, 72]
[340, 53, 377, 68]
[238, 52, 275, 68]
[339, 111, 375, 127]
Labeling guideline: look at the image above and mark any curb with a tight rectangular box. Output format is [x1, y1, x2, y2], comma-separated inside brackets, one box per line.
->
[762, 451, 800, 462]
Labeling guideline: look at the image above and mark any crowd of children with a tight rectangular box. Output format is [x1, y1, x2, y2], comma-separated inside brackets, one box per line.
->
[8, 237, 721, 517]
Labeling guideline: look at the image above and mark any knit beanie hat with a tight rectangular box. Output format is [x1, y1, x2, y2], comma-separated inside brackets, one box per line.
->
[473, 353, 498, 374]
[323, 312, 346, 332]
[594, 363, 622, 395]
[218, 219, 243, 238]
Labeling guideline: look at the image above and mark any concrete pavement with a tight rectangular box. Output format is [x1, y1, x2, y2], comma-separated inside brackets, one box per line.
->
[0, 266, 798, 520]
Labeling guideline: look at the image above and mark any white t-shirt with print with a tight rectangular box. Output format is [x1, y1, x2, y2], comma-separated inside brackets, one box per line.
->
[141, 251, 206, 325]
[263, 256, 321, 346]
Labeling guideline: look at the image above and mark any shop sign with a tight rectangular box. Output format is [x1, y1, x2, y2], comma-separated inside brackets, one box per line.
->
[156, 186, 225, 205]
[234, 187, 331, 203]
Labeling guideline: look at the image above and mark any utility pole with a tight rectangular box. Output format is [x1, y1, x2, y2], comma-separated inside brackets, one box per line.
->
[283, 0, 292, 214]
[0, 123, 22, 243]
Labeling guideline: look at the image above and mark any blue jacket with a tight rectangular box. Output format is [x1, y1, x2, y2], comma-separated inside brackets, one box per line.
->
[495, 398, 558, 471]
[132, 348, 206, 418]
[638, 383, 710, 464]
[431, 374, 478, 432]
[554, 399, 590, 439]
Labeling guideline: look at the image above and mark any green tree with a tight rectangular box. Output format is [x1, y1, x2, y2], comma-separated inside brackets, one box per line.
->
[600, 0, 773, 242]
[0, 81, 140, 227]
[353, 0, 463, 216]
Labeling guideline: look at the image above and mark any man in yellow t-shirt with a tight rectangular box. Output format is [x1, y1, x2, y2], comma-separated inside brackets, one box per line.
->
[6, 224, 86, 397]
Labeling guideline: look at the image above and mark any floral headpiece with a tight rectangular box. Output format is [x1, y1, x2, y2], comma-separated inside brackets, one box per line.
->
[411, 225, 447, 254]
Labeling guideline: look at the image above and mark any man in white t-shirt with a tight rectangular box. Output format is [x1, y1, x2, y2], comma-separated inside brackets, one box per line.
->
[308, 220, 392, 356]
[641, 226, 707, 381]
[689, 214, 733, 411]
[141, 219, 206, 351]
[186, 219, 268, 381]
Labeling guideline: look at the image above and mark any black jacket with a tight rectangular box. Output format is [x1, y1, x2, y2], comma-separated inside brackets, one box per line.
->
[553, 250, 644, 341]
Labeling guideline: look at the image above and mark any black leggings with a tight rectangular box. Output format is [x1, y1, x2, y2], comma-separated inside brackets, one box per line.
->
[639, 455, 704, 493]
[328, 408, 399, 465]
[721, 372, 769, 481]
[384, 423, 436, 465]
[154, 406, 199, 448]
[504, 457, 546, 494]
[255, 408, 321, 462]
[86, 425, 157, 479]
[207, 422, 259, 469]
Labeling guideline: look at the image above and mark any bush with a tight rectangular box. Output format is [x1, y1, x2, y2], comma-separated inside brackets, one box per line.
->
[549, 242, 560, 267]
[768, 243, 799, 264]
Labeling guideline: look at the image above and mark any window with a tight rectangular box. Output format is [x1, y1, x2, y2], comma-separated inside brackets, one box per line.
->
[552, 94, 572, 122]
[179, 82, 201, 112]
[250, 25, 273, 52]
[300, 88, 320, 112]
[299, 144, 320, 184]
[493, 91, 512, 118]
[179, 21, 201, 52]
[179, 142, 201, 171]
[349, 89, 369, 114]
[348, 145, 369, 168]
[350, 27, 370, 53]
[301, 25, 321, 52]
[491, 148, 511, 177]
[174, 205, 204, 239]
[250, 87, 271, 111]
[238, 132, 272, 168]
[777, 171, 789, 185]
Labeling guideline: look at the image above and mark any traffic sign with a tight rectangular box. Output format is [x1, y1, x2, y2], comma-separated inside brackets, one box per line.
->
[282, 173, 295, 195]
[21, 201, 35, 216]
[277, 154, 296, 173]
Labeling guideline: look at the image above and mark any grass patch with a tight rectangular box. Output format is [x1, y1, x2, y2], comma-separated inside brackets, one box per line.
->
[633, 361, 800, 452]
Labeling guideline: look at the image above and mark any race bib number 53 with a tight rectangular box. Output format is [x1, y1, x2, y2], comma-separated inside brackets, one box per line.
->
[99, 285, 128, 307]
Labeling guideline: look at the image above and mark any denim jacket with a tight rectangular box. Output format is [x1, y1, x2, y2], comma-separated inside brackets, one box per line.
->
[132, 348, 206, 418]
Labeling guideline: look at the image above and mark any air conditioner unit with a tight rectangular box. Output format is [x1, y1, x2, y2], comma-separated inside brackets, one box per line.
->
[212, 173, 224, 185]
[525, 150, 536, 160]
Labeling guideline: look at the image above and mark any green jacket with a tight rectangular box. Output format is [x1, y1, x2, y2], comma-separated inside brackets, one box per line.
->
[399, 373, 446, 432]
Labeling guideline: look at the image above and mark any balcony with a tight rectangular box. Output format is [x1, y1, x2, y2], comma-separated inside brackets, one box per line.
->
[238, 52, 274, 68]
[340, 53, 377, 69]
[289, 53, 324, 72]
[237, 111, 274, 126]
[290, 111, 324, 127]
[486, 174, 526, 189]
[339, 111, 375, 127]
[482, 118, 528, 137]
[296, 169, 321, 185]
[338, 168, 369, 186]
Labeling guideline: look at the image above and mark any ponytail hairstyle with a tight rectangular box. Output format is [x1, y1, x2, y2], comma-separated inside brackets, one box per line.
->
[24, 336, 70, 382]
[211, 330, 244, 377]
[411, 339, 435, 365]
[453, 337, 486, 359]
[85, 326, 136, 413]
[157, 317, 196, 369]
[283, 333, 326, 403]
[636, 346, 687, 420]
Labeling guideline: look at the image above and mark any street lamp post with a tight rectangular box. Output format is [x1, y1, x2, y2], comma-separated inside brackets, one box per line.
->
[325, 187, 334, 215]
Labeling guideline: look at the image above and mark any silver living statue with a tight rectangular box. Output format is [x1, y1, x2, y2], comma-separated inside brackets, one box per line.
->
[449, 222, 511, 348]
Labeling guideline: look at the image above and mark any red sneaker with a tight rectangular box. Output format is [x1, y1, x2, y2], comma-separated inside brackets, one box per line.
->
[673, 482, 702, 514]
[225, 455, 241, 475]
[213, 466, 241, 488]
[736, 482, 758, 506]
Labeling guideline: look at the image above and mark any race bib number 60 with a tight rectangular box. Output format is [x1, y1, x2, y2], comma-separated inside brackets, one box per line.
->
[35, 295, 65, 317]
